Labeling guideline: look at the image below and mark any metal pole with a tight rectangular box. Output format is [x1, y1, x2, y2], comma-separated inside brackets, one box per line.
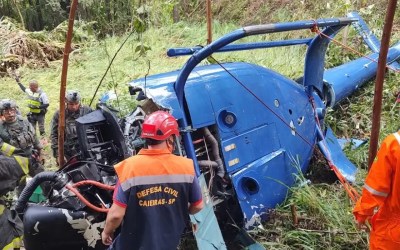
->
[206, 0, 212, 44]
[58, 0, 78, 168]
[367, 0, 397, 170]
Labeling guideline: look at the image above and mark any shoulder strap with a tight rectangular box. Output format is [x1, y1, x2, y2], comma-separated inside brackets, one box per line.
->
[79, 106, 84, 116]
[79, 106, 90, 116]
[18, 117, 26, 129]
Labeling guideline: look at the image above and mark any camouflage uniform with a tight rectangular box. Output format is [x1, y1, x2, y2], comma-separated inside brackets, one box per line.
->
[0, 115, 44, 194]
[0, 115, 42, 158]
[0, 141, 30, 250]
[50, 105, 92, 161]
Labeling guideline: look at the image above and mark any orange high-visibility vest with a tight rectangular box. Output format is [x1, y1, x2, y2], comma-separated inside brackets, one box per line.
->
[353, 131, 400, 250]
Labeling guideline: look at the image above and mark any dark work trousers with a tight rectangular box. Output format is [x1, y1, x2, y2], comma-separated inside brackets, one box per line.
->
[28, 113, 46, 136]
[0, 203, 23, 250]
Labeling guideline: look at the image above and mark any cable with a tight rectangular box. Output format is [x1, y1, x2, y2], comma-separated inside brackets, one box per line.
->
[208, 28, 362, 201]
[210, 56, 314, 148]
[311, 22, 400, 73]
[309, 94, 360, 202]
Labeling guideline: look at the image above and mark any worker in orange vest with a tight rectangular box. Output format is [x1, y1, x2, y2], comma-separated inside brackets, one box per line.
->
[102, 111, 204, 249]
[353, 130, 400, 249]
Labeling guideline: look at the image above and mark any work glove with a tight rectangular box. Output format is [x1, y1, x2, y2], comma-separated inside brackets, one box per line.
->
[32, 149, 44, 165]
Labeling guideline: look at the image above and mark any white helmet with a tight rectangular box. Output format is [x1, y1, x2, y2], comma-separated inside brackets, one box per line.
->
[66, 90, 81, 103]
[0, 99, 17, 114]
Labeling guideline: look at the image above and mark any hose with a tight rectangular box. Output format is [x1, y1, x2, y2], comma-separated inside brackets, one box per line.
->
[16, 172, 113, 214]
[65, 185, 109, 213]
[66, 180, 115, 213]
[198, 160, 219, 168]
[15, 172, 58, 214]
[72, 180, 115, 191]
[202, 127, 226, 178]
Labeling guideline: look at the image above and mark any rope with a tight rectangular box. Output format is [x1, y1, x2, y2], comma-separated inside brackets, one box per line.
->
[311, 22, 400, 73]
[308, 20, 400, 201]
[211, 55, 360, 202]
[309, 95, 360, 202]
[211, 58, 314, 148]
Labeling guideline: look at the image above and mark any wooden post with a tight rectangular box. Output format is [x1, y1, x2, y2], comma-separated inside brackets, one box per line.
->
[367, 0, 398, 169]
[291, 204, 298, 226]
[58, 0, 78, 168]
[206, 0, 212, 44]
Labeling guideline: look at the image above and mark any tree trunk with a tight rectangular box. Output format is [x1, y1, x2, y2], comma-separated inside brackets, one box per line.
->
[27, 0, 36, 30]
[105, 0, 111, 23]
[36, 0, 44, 30]
[13, 0, 25, 29]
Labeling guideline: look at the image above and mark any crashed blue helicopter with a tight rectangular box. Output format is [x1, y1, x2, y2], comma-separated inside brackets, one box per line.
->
[17, 12, 400, 250]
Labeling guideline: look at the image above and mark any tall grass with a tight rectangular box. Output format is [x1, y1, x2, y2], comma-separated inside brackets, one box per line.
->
[252, 170, 368, 249]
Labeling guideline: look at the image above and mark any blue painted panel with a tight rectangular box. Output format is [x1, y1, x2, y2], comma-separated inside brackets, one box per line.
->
[199, 62, 316, 173]
[202, 63, 315, 139]
[221, 123, 280, 173]
[190, 174, 227, 249]
[337, 138, 367, 150]
[199, 63, 318, 225]
[230, 150, 299, 228]
[324, 43, 400, 107]
[317, 127, 357, 183]
[205, 65, 284, 139]
[184, 78, 215, 129]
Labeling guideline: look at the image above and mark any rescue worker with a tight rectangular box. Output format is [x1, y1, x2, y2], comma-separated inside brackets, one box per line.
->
[50, 90, 92, 164]
[0, 99, 44, 194]
[353, 130, 400, 249]
[0, 139, 30, 250]
[15, 78, 49, 136]
[101, 111, 204, 249]
[0, 99, 43, 159]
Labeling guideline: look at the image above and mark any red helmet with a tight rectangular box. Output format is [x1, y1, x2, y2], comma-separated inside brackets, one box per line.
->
[141, 111, 179, 141]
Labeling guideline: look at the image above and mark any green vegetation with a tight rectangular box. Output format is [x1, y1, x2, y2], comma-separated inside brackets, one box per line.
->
[251, 167, 369, 249]
[1, 0, 400, 249]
